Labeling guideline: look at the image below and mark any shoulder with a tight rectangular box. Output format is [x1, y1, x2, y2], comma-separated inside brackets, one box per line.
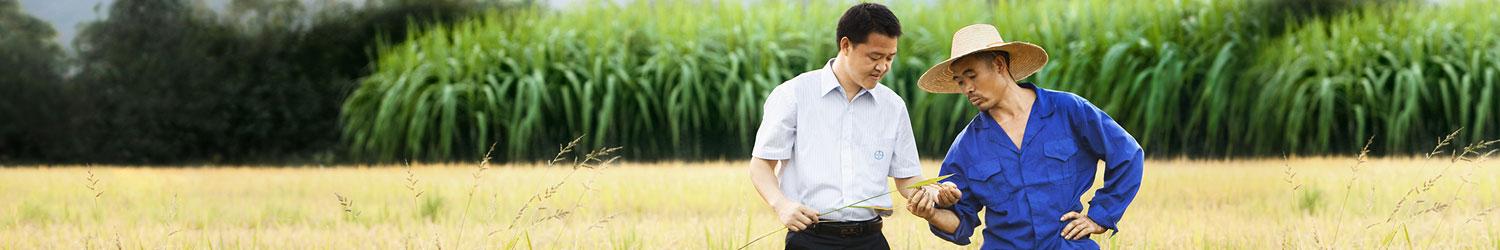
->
[1043, 88, 1091, 110]
[870, 84, 910, 113]
[944, 114, 984, 159]
[773, 68, 835, 98]
[769, 70, 823, 101]
[1039, 88, 1103, 121]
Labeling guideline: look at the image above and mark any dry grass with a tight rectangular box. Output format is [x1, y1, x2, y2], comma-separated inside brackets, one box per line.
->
[4, 145, 1500, 249]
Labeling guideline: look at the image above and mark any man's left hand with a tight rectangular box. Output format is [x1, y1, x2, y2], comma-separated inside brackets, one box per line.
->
[1059, 211, 1106, 240]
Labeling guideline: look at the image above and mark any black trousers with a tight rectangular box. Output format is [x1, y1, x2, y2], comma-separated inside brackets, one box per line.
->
[784, 230, 889, 250]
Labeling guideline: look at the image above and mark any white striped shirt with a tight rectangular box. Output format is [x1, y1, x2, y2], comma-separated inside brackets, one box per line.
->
[752, 58, 922, 222]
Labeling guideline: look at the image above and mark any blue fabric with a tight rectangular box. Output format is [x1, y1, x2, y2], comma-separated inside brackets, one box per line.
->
[929, 83, 1144, 250]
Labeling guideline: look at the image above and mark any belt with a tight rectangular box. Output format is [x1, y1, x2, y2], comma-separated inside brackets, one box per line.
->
[804, 217, 882, 238]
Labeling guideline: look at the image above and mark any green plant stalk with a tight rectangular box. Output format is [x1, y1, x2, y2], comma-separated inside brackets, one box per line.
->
[736, 174, 952, 249]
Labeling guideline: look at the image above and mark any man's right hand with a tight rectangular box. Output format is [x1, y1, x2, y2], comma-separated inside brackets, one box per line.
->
[934, 182, 961, 207]
[775, 201, 820, 231]
[909, 182, 961, 219]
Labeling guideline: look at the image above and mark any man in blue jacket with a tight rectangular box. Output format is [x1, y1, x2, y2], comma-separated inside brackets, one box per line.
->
[906, 24, 1145, 249]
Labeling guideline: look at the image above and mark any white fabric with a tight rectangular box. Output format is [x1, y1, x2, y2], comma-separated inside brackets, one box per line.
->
[751, 58, 923, 221]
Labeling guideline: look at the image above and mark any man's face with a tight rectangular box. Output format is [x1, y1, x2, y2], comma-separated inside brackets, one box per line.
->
[837, 33, 898, 89]
[949, 53, 1014, 111]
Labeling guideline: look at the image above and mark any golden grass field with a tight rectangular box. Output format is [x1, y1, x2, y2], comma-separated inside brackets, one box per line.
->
[2, 157, 1498, 249]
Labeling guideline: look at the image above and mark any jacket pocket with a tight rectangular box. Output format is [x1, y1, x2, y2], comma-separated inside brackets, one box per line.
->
[1043, 140, 1080, 185]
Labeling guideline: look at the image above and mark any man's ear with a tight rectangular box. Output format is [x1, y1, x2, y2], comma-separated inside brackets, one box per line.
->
[992, 55, 1005, 72]
[838, 37, 852, 57]
[992, 54, 1011, 78]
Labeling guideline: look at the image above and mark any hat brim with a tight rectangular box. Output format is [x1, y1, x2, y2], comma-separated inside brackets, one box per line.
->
[917, 42, 1048, 94]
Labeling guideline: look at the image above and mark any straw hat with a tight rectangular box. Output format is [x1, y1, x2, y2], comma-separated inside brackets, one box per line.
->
[917, 24, 1049, 93]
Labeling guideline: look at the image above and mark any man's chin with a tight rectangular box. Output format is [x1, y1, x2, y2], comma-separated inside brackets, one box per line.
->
[972, 103, 991, 111]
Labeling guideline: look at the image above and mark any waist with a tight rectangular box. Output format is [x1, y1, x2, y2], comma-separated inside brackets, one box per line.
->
[805, 217, 882, 238]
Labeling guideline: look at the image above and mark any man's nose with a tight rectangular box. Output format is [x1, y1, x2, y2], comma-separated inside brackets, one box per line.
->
[874, 62, 888, 73]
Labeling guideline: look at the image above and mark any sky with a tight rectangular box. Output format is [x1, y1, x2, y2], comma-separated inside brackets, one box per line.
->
[17, 0, 113, 51]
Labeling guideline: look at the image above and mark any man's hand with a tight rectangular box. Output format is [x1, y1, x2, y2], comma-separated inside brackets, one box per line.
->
[1059, 211, 1107, 240]
[934, 182, 961, 208]
[775, 200, 819, 231]
[907, 182, 961, 219]
[907, 186, 937, 219]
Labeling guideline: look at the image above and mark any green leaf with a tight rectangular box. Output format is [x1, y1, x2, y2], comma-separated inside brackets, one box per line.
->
[902, 174, 954, 189]
[850, 205, 893, 212]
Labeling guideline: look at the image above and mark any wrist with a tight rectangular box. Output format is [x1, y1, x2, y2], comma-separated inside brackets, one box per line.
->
[770, 199, 793, 210]
[917, 209, 939, 221]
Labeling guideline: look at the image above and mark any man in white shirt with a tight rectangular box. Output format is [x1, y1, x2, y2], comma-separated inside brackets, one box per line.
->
[747, 3, 957, 249]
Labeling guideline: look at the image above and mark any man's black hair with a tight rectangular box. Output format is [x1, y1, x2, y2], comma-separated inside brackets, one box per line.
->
[836, 3, 902, 48]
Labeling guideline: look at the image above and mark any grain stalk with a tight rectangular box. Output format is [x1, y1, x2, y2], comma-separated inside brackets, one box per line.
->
[335, 192, 360, 220]
[487, 136, 620, 246]
[452, 142, 496, 248]
[1325, 136, 1373, 247]
[737, 174, 953, 249]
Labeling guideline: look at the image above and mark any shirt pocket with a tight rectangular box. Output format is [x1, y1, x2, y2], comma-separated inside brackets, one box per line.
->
[1043, 139, 1080, 184]
[863, 137, 895, 168]
[859, 137, 896, 192]
[963, 160, 1015, 206]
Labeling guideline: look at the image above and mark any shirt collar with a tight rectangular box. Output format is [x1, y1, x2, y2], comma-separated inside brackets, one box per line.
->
[819, 58, 876, 100]
[972, 82, 1053, 132]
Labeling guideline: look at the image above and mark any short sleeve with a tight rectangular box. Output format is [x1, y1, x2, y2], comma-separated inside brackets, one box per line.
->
[751, 84, 798, 160]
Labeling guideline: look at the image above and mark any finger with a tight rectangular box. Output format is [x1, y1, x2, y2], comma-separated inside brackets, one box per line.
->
[1067, 222, 1087, 240]
[1060, 211, 1080, 221]
[794, 213, 813, 226]
[1068, 223, 1080, 239]
[911, 190, 929, 204]
[1060, 220, 1077, 237]
[910, 196, 924, 212]
[912, 196, 924, 212]
[798, 206, 819, 221]
[941, 181, 957, 188]
[1062, 221, 1080, 239]
[1071, 222, 1092, 240]
[940, 189, 960, 205]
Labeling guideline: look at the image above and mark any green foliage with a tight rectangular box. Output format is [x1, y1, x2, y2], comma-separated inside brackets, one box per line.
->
[347, 0, 1500, 162]
[344, 2, 841, 162]
[1246, 1, 1500, 154]
[0, 0, 73, 161]
[14, 0, 501, 164]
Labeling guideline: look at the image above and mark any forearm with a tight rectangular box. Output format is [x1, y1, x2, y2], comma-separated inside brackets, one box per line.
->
[748, 158, 790, 208]
[1087, 149, 1144, 230]
[892, 175, 925, 199]
[925, 208, 961, 234]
